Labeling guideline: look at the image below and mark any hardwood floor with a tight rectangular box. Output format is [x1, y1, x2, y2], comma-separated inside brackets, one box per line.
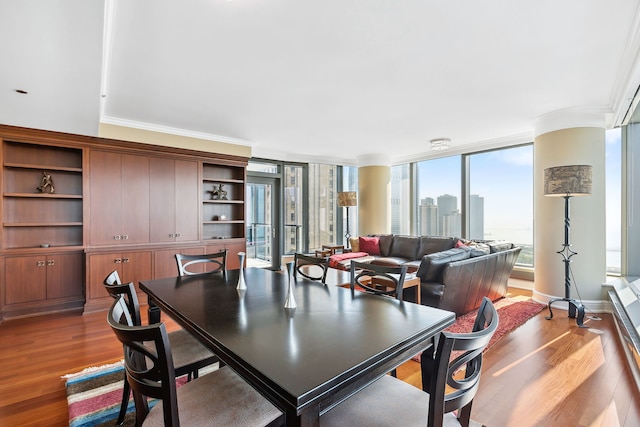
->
[1, 288, 639, 426]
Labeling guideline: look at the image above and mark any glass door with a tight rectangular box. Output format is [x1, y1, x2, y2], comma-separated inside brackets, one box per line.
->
[246, 177, 280, 269]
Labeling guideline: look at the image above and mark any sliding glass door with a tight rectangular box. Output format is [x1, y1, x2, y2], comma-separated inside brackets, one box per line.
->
[246, 177, 280, 269]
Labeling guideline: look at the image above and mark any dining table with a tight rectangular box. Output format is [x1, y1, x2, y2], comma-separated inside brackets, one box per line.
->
[140, 267, 455, 427]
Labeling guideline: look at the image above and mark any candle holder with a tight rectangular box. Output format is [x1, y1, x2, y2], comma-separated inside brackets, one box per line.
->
[284, 261, 297, 309]
[236, 252, 247, 290]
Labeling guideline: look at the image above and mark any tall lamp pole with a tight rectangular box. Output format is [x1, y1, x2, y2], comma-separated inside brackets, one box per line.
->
[337, 191, 357, 248]
[543, 165, 592, 328]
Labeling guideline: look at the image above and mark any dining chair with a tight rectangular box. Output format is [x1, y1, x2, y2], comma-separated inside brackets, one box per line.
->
[293, 253, 330, 283]
[320, 297, 499, 427]
[103, 272, 220, 425]
[175, 250, 227, 276]
[107, 296, 284, 427]
[349, 261, 408, 300]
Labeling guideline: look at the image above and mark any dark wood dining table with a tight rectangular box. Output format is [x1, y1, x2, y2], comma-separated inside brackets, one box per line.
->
[140, 267, 455, 427]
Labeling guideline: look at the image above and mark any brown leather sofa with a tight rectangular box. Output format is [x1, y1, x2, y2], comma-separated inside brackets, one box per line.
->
[340, 234, 521, 316]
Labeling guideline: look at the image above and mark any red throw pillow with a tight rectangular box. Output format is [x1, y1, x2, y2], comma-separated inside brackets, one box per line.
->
[359, 236, 380, 255]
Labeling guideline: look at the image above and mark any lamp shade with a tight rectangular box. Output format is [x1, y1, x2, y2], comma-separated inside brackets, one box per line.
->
[544, 165, 592, 197]
[337, 191, 357, 207]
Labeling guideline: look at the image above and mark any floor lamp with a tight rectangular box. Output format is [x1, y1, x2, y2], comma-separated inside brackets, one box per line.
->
[543, 164, 592, 328]
[337, 191, 357, 248]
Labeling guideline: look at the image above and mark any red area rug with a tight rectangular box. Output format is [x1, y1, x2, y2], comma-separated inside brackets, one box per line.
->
[413, 296, 545, 362]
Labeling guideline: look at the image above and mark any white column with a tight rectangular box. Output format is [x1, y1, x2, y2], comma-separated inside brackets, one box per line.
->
[533, 110, 607, 310]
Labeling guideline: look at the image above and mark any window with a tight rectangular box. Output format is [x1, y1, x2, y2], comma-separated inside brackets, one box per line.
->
[606, 128, 621, 275]
[391, 164, 411, 235]
[468, 145, 533, 266]
[416, 156, 461, 237]
[308, 164, 338, 250]
[341, 166, 359, 244]
[283, 165, 305, 254]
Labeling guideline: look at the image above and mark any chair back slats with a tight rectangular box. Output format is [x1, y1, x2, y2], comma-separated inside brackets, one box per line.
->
[175, 251, 227, 276]
[350, 261, 408, 300]
[425, 297, 499, 427]
[294, 253, 329, 283]
[108, 296, 180, 426]
[103, 272, 143, 326]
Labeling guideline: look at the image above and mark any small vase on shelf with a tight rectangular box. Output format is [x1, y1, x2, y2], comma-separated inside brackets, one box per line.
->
[284, 261, 297, 309]
[236, 252, 247, 290]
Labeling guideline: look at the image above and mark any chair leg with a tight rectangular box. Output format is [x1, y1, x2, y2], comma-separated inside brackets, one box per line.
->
[389, 368, 397, 377]
[457, 402, 473, 427]
[117, 374, 130, 425]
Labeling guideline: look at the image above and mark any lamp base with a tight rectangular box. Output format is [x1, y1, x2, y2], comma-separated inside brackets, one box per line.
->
[545, 297, 586, 328]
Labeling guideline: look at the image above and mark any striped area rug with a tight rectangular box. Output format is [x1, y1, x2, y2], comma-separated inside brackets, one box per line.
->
[63, 360, 217, 426]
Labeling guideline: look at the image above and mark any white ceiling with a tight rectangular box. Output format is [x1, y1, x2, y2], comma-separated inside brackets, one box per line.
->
[2, 0, 640, 165]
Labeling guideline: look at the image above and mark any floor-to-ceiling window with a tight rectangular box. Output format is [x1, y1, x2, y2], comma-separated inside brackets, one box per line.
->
[415, 156, 461, 237]
[283, 164, 305, 254]
[341, 166, 358, 246]
[606, 127, 621, 275]
[391, 164, 411, 235]
[308, 164, 338, 250]
[468, 145, 533, 266]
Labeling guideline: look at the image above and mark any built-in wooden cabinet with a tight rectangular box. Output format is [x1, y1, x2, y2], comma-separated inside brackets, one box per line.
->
[202, 162, 246, 241]
[85, 250, 153, 312]
[0, 125, 248, 321]
[149, 158, 199, 243]
[207, 239, 246, 270]
[2, 141, 83, 249]
[3, 251, 83, 316]
[89, 151, 150, 245]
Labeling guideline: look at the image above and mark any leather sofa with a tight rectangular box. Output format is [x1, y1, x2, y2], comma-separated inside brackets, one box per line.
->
[333, 234, 521, 316]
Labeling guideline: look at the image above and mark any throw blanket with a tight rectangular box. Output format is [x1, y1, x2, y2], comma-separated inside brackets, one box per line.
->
[329, 252, 370, 269]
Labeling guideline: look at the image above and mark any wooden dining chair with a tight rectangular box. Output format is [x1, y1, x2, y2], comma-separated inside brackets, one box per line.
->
[107, 296, 284, 427]
[293, 253, 330, 283]
[103, 272, 220, 425]
[175, 250, 227, 276]
[349, 261, 408, 300]
[320, 297, 499, 427]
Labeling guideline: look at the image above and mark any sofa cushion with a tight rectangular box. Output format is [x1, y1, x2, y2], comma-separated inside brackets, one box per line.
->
[416, 248, 471, 282]
[487, 240, 513, 253]
[390, 236, 420, 260]
[349, 237, 360, 252]
[456, 240, 490, 257]
[359, 236, 381, 255]
[417, 236, 456, 258]
[376, 234, 394, 257]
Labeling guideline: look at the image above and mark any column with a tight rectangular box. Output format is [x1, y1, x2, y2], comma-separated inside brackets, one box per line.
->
[357, 154, 391, 236]
[533, 110, 607, 310]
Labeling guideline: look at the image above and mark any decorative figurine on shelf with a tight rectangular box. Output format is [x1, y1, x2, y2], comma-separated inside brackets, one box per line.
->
[209, 183, 228, 200]
[36, 171, 55, 194]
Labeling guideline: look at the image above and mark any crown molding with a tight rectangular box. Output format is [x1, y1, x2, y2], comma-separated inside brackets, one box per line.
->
[100, 116, 253, 147]
[609, 1, 640, 126]
[533, 107, 610, 138]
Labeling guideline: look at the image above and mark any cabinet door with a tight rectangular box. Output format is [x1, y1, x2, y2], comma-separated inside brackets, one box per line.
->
[121, 251, 153, 295]
[121, 154, 150, 244]
[149, 158, 199, 243]
[5, 256, 47, 304]
[46, 253, 84, 299]
[174, 160, 199, 242]
[225, 241, 246, 270]
[89, 151, 122, 245]
[149, 157, 176, 243]
[87, 251, 153, 301]
[87, 253, 122, 301]
[154, 246, 204, 279]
